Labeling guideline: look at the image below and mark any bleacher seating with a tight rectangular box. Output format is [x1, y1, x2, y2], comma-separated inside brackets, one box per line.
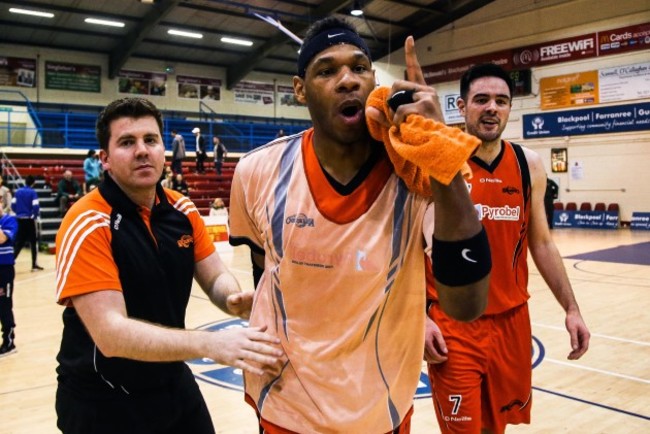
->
[565, 202, 577, 211]
[579, 202, 592, 211]
[594, 202, 606, 211]
[4, 156, 238, 244]
[553, 202, 564, 210]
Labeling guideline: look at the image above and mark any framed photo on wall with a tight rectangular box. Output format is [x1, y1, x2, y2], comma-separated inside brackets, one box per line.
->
[551, 148, 568, 173]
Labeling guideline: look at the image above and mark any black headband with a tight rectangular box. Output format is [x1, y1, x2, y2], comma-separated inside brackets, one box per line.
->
[297, 27, 371, 78]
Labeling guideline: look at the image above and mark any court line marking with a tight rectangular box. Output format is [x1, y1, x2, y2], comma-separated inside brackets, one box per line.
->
[533, 386, 650, 421]
[532, 322, 650, 346]
[543, 357, 650, 384]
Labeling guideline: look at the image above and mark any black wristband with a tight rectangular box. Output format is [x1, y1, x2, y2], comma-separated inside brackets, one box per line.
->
[432, 226, 491, 286]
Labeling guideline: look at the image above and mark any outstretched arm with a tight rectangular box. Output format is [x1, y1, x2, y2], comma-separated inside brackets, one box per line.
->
[71, 287, 282, 376]
[526, 148, 590, 359]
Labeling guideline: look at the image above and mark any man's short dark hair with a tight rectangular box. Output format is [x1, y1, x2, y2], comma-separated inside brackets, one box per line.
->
[96, 98, 163, 151]
[25, 175, 35, 187]
[460, 63, 514, 101]
[87, 149, 96, 157]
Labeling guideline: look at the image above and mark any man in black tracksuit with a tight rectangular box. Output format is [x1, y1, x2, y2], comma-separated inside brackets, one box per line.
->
[54, 97, 282, 434]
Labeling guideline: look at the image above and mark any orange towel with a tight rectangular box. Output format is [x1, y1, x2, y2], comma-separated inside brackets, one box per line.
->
[366, 86, 480, 196]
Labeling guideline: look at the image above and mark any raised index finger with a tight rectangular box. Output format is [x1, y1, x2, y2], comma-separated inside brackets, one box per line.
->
[405, 36, 426, 85]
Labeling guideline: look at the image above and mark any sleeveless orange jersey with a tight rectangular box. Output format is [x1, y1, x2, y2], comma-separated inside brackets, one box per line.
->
[229, 129, 429, 433]
[426, 141, 531, 315]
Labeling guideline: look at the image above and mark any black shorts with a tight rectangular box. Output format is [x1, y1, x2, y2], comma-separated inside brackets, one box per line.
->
[56, 367, 215, 434]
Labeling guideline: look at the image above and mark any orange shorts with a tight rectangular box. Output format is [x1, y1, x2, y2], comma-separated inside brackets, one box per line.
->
[427, 303, 532, 434]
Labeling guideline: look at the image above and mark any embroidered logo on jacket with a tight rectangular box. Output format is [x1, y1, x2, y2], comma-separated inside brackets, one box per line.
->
[113, 213, 122, 230]
[177, 234, 194, 248]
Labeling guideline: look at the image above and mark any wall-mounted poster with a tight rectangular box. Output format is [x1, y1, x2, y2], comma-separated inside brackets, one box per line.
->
[551, 148, 568, 173]
[45, 61, 101, 93]
[0, 56, 36, 88]
[177, 75, 222, 100]
[233, 81, 274, 105]
[118, 70, 167, 96]
[277, 85, 305, 107]
[540, 71, 599, 110]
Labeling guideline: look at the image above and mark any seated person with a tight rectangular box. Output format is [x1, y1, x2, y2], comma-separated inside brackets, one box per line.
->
[56, 170, 82, 217]
[209, 198, 228, 217]
[172, 173, 189, 196]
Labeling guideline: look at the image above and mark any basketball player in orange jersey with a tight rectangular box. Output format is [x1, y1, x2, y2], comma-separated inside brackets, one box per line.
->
[228, 16, 491, 434]
[424, 63, 591, 434]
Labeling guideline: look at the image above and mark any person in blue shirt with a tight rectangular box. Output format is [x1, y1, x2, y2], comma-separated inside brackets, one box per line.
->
[0, 194, 18, 357]
[11, 175, 42, 271]
[83, 149, 102, 192]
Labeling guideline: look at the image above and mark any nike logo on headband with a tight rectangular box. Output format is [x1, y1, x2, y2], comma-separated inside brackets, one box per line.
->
[328, 33, 344, 38]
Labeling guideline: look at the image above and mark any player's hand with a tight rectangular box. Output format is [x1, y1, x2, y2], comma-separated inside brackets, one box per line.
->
[566, 309, 590, 360]
[205, 325, 283, 376]
[424, 316, 448, 364]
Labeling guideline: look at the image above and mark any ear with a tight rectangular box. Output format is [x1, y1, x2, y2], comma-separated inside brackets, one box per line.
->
[293, 76, 307, 104]
[99, 149, 110, 172]
[457, 97, 467, 116]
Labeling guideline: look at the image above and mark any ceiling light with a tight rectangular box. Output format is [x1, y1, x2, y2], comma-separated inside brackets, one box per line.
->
[168, 29, 203, 39]
[351, 1, 363, 16]
[221, 37, 253, 47]
[85, 17, 125, 28]
[9, 7, 54, 18]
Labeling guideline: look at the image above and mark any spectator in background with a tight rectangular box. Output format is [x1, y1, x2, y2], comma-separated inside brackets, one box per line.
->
[160, 170, 174, 189]
[83, 150, 101, 192]
[172, 173, 189, 196]
[192, 127, 207, 174]
[545, 177, 559, 229]
[0, 194, 18, 357]
[170, 129, 186, 174]
[209, 198, 228, 217]
[11, 175, 42, 271]
[56, 170, 83, 217]
[213, 136, 227, 176]
[0, 177, 12, 215]
[275, 128, 286, 138]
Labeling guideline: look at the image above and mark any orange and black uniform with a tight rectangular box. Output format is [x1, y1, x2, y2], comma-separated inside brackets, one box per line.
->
[55, 174, 216, 434]
[426, 141, 533, 434]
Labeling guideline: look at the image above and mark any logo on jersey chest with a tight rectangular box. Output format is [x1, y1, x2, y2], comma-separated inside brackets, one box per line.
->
[475, 204, 521, 221]
[285, 213, 314, 228]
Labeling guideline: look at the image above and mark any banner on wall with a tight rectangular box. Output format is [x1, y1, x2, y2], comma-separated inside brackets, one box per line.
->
[277, 85, 305, 107]
[0, 56, 36, 88]
[599, 62, 650, 103]
[233, 81, 274, 105]
[598, 22, 650, 56]
[540, 71, 598, 109]
[440, 92, 463, 124]
[177, 75, 222, 100]
[45, 61, 101, 93]
[630, 212, 650, 230]
[118, 69, 167, 96]
[421, 22, 649, 85]
[553, 210, 619, 229]
[523, 102, 650, 138]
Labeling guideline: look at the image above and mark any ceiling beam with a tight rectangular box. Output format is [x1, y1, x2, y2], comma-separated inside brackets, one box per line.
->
[225, 0, 361, 89]
[376, 0, 495, 61]
[108, 0, 181, 79]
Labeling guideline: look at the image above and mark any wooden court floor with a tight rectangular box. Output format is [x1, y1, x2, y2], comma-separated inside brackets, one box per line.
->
[1, 229, 649, 433]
